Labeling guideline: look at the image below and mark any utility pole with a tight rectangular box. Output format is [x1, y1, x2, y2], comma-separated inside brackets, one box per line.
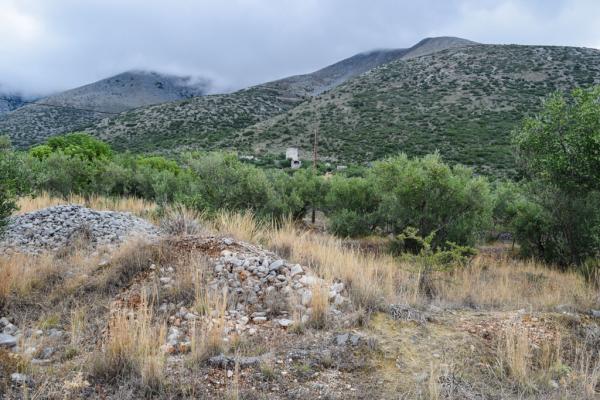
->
[311, 122, 319, 224]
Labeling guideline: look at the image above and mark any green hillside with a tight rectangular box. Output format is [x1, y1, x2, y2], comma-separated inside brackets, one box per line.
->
[89, 85, 304, 152]
[236, 44, 600, 176]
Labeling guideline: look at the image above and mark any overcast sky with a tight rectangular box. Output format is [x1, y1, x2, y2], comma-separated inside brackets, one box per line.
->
[1, 0, 599, 96]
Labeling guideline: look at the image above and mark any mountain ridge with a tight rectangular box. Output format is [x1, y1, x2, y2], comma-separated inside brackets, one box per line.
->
[85, 37, 477, 153]
[0, 70, 211, 147]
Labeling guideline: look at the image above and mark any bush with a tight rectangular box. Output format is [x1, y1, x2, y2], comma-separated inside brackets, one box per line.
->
[371, 153, 493, 248]
[512, 86, 600, 266]
[30, 132, 112, 161]
[511, 182, 600, 266]
[0, 139, 28, 233]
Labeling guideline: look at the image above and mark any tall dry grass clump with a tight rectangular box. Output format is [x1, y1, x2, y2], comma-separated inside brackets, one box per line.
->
[494, 322, 567, 394]
[0, 253, 55, 308]
[189, 287, 229, 364]
[159, 205, 204, 236]
[210, 210, 265, 243]
[91, 297, 166, 391]
[308, 282, 330, 329]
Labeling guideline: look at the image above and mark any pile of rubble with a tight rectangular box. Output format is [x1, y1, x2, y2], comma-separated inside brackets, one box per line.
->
[0, 205, 160, 253]
[146, 236, 350, 353]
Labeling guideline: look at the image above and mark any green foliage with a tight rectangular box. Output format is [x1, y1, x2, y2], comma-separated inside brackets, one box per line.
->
[513, 87, 600, 191]
[13, 133, 496, 249]
[324, 153, 493, 247]
[0, 141, 23, 233]
[28, 152, 102, 198]
[30, 132, 112, 161]
[390, 227, 477, 269]
[325, 176, 377, 237]
[371, 154, 493, 247]
[135, 156, 181, 175]
[510, 182, 600, 266]
[511, 86, 600, 266]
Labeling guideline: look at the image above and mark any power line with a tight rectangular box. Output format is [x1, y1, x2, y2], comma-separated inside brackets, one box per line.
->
[0, 97, 120, 115]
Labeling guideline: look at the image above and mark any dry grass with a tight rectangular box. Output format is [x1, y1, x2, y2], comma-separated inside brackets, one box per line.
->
[210, 214, 599, 313]
[160, 205, 205, 236]
[189, 287, 229, 364]
[265, 221, 417, 311]
[492, 321, 600, 397]
[16, 192, 157, 218]
[431, 255, 598, 311]
[211, 210, 265, 243]
[90, 295, 166, 391]
[308, 282, 330, 329]
[0, 253, 56, 308]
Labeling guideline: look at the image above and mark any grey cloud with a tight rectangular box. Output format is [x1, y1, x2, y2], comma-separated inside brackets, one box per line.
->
[0, 0, 598, 97]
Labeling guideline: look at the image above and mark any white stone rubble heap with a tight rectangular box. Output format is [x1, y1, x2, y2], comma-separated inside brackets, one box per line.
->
[0, 205, 160, 253]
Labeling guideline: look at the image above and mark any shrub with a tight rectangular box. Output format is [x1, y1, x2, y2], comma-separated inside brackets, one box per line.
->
[30, 132, 112, 161]
[512, 86, 600, 266]
[0, 140, 27, 233]
[371, 153, 493, 248]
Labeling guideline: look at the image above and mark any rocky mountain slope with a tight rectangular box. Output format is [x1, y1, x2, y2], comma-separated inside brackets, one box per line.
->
[0, 71, 210, 147]
[267, 36, 476, 96]
[86, 37, 476, 153]
[0, 91, 27, 117]
[237, 44, 600, 176]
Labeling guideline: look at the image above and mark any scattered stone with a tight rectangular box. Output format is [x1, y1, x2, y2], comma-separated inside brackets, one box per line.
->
[299, 276, 322, 286]
[11, 373, 29, 384]
[590, 309, 600, 318]
[335, 333, 349, 346]
[0, 333, 17, 348]
[48, 329, 64, 338]
[208, 354, 262, 369]
[40, 347, 54, 359]
[388, 304, 427, 323]
[3, 323, 17, 335]
[269, 259, 285, 271]
[278, 319, 294, 328]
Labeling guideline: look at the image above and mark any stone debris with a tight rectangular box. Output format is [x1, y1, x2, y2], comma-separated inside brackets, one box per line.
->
[0, 205, 160, 253]
[208, 354, 263, 369]
[11, 373, 30, 385]
[148, 236, 350, 353]
[388, 304, 428, 323]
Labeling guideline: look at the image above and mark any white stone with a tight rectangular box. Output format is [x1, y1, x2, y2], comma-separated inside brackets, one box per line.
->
[278, 319, 294, 328]
[299, 276, 322, 286]
[290, 264, 303, 277]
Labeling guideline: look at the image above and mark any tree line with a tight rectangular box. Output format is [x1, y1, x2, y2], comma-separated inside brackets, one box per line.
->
[1, 86, 599, 272]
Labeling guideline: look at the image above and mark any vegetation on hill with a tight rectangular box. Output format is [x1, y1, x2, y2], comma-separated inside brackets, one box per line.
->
[239, 45, 600, 176]
[2, 37, 474, 153]
[78, 45, 600, 178]
[89, 85, 305, 154]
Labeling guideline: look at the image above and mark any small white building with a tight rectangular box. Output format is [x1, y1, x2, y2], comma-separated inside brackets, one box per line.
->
[286, 147, 302, 169]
